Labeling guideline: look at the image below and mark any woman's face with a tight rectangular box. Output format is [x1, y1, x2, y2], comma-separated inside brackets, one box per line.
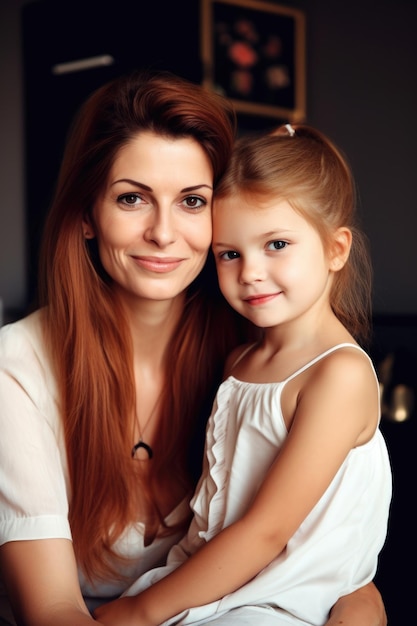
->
[86, 131, 213, 304]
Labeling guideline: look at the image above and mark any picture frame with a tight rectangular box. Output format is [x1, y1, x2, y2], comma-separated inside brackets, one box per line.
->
[201, 0, 306, 122]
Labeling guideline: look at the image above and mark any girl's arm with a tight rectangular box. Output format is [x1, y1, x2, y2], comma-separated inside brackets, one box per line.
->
[1, 538, 102, 626]
[95, 350, 380, 626]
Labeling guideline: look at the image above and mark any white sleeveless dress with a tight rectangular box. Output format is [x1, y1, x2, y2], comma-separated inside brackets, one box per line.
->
[124, 344, 392, 626]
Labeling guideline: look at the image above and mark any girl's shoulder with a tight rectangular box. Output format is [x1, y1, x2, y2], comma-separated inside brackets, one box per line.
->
[313, 343, 375, 374]
[297, 343, 378, 391]
[299, 344, 379, 417]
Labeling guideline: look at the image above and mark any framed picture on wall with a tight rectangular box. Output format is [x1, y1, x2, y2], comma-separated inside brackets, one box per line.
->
[201, 0, 306, 122]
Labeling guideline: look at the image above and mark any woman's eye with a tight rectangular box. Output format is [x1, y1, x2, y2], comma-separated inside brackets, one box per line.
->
[117, 193, 143, 207]
[182, 195, 207, 210]
[267, 240, 287, 251]
[219, 250, 240, 261]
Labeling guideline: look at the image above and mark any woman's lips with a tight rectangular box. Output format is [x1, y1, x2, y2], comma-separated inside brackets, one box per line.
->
[131, 256, 184, 273]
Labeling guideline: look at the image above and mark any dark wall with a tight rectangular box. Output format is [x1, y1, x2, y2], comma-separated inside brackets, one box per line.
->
[304, 0, 417, 317]
[21, 0, 417, 317]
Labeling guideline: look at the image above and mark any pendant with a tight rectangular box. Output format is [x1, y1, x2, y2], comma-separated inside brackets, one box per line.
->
[131, 440, 153, 460]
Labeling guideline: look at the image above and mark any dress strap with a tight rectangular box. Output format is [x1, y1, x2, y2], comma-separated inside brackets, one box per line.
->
[285, 343, 374, 383]
[229, 343, 257, 371]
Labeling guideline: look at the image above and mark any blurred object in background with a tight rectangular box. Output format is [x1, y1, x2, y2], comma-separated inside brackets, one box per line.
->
[378, 347, 416, 423]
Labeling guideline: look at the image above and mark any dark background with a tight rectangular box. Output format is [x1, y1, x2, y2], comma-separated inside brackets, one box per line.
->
[3, 0, 416, 622]
[18, 0, 417, 319]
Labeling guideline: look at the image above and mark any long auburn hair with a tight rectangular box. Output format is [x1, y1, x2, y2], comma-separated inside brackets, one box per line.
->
[215, 124, 373, 347]
[38, 70, 248, 581]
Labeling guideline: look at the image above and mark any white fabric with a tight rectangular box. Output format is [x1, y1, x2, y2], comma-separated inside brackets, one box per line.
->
[124, 344, 392, 626]
[0, 311, 188, 617]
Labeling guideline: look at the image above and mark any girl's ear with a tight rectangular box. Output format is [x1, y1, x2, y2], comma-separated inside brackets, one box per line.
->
[82, 215, 96, 239]
[329, 227, 352, 271]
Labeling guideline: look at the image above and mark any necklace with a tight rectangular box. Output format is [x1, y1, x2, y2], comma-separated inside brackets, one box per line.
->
[131, 439, 153, 460]
[131, 394, 161, 461]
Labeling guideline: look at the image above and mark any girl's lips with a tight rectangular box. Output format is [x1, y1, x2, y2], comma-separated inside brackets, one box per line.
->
[131, 256, 184, 273]
[244, 293, 281, 306]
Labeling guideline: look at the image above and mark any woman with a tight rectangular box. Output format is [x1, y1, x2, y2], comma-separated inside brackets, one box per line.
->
[0, 71, 386, 625]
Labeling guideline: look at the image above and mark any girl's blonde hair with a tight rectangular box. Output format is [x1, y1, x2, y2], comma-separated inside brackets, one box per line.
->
[215, 124, 373, 346]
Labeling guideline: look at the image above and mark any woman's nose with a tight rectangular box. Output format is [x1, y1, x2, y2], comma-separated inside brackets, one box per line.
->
[144, 207, 176, 247]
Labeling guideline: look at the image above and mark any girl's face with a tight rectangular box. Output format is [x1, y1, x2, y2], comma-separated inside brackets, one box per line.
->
[86, 132, 213, 305]
[213, 194, 341, 330]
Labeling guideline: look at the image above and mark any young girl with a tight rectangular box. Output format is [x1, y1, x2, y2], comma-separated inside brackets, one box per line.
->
[95, 124, 392, 626]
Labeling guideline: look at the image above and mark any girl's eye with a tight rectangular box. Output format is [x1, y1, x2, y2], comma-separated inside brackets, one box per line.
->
[117, 193, 144, 208]
[182, 195, 207, 210]
[267, 240, 287, 251]
[219, 250, 240, 261]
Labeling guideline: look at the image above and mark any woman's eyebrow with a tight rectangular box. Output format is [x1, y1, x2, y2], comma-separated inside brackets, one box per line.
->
[111, 178, 152, 190]
[111, 179, 213, 193]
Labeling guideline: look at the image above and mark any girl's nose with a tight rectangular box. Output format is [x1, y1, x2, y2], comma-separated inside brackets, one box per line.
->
[144, 207, 176, 247]
[239, 257, 265, 285]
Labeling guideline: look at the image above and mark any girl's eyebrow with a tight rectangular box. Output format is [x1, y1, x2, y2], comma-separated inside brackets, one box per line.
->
[111, 178, 213, 192]
[213, 229, 295, 248]
[263, 230, 293, 237]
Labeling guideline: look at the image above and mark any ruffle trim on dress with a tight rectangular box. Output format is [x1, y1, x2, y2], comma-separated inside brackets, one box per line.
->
[192, 378, 233, 542]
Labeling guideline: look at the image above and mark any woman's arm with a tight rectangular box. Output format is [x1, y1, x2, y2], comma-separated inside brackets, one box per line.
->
[1, 538, 102, 626]
[326, 583, 387, 626]
[95, 582, 388, 626]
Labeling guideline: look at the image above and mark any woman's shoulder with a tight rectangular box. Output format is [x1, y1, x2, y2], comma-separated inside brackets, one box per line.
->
[0, 308, 58, 410]
[0, 309, 45, 356]
[0, 309, 52, 385]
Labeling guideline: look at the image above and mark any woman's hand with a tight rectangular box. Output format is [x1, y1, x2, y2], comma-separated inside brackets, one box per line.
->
[326, 582, 387, 626]
[94, 596, 148, 626]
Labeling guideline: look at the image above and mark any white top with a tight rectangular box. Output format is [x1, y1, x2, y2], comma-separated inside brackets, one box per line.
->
[0, 311, 188, 616]
[124, 344, 392, 626]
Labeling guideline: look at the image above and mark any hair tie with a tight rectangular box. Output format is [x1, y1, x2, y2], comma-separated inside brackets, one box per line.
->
[284, 124, 296, 137]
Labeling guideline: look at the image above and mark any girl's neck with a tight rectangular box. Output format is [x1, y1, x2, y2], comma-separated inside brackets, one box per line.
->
[262, 308, 352, 357]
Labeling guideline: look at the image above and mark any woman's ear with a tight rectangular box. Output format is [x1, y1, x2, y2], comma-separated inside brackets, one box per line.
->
[329, 227, 352, 271]
[82, 215, 96, 239]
